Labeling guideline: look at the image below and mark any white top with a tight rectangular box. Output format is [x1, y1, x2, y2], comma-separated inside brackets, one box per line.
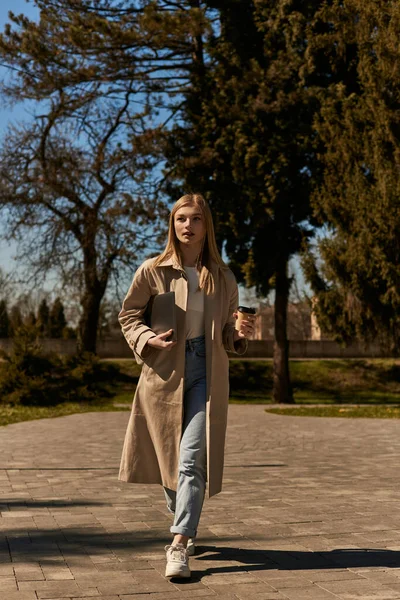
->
[184, 266, 205, 340]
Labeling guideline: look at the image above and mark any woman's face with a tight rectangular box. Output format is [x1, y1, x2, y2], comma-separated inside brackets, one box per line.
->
[174, 204, 206, 247]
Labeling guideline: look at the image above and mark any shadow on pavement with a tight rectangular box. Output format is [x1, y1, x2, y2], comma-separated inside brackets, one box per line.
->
[225, 464, 287, 468]
[4, 525, 400, 576]
[184, 545, 400, 581]
[1, 499, 107, 508]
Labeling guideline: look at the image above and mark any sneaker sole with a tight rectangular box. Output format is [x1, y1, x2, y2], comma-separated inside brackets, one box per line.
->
[165, 565, 191, 578]
[187, 544, 195, 556]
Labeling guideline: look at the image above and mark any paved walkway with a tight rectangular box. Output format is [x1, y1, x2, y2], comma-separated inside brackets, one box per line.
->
[1, 406, 400, 599]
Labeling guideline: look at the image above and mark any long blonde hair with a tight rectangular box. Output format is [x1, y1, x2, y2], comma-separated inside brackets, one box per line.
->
[152, 193, 227, 294]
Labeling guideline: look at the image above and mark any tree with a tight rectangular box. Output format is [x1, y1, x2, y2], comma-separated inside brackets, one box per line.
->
[0, 0, 176, 353]
[0, 300, 10, 337]
[162, 0, 326, 402]
[0, 268, 14, 337]
[302, 0, 400, 354]
[37, 298, 51, 337]
[9, 305, 23, 335]
[97, 297, 122, 340]
[49, 297, 67, 338]
[25, 311, 37, 329]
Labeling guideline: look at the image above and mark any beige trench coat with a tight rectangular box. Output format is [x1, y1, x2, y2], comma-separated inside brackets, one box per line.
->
[118, 255, 247, 498]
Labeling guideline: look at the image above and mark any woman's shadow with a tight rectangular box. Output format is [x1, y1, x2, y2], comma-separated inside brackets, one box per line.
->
[171, 545, 400, 583]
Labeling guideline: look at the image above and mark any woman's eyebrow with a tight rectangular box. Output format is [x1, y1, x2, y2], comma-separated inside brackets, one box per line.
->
[176, 212, 202, 217]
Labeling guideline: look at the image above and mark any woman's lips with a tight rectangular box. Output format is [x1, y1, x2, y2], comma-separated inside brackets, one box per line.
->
[183, 233, 194, 237]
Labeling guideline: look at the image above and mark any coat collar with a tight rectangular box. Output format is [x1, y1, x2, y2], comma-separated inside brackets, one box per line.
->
[156, 255, 180, 269]
[156, 254, 220, 276]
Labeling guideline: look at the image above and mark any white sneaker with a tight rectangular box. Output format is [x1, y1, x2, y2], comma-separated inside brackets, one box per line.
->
[165, 543, 191, 578]
[187, 538, 195, 556]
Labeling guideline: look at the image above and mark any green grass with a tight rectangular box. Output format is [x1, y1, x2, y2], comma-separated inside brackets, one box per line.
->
[1, 358, 400, 427]
[265, 405, 400, 419]
[228, 358, 400, 404]
[0, 400, 130, 428]
[0, 358, 139, 427]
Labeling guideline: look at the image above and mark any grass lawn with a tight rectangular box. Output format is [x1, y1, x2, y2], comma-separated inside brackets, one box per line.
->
[0, 401, 130, 428]
[265, 404, 400, 419]
[1, 358, 400, 426]
[228, 358, 400, 404]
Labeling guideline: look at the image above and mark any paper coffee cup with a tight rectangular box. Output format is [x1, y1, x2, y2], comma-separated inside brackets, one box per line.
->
[235, 305, 256, 331]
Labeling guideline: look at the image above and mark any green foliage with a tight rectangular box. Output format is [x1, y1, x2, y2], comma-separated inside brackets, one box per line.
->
[61, 351, 119, 402]
[0, 297, 76, 339]
[229, 360, 272, 400]
[228, 358, 400, 404]
[48, 297, 67, 338]
[161, 0, 328, 402]
[0, 324, 57, 405]
[36, 299, 50, 337]
[0, 300, 10, 337]
[9, 305, 23, 335]
[0, 325, 118, 406]
[163, 0, 322, 295]
[302, 0, 400, 352]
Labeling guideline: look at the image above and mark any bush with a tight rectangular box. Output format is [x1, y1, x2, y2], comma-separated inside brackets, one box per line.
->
[59, 352, 119, 402]
[0, 325, 118, 406]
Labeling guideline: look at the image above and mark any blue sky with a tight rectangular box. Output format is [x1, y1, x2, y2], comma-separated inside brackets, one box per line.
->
[0, 1, 310, 306]
[0, 1, 39, 279]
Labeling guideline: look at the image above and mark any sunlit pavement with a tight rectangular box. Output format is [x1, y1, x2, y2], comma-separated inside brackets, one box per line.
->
[1, 404, 400, 599]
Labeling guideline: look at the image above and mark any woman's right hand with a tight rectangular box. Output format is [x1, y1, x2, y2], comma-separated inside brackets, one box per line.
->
[146, 329, 177, 351]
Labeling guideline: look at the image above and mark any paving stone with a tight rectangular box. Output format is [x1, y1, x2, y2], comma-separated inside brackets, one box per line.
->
[317, 578, 400, 598]
[300, 568, 366, 583]
[216, 582, 278, 598]
[0, 564, 15, 576]
[1, 407, 400, 599]
[259, 574, 318, 589]
[14, 565, 45, 581]
[0, 576, 18, 590]
[18, 580, 97, 594]
[281, 587, 340, 599]
[36, 590, 99, 599]
[0, 593, 38, 600]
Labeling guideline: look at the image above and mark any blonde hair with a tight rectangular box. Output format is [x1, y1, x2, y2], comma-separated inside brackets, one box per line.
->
[152, 193, 227, 294]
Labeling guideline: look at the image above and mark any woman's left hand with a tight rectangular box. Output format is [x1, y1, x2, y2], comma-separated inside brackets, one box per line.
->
[233, 312, 256, 340]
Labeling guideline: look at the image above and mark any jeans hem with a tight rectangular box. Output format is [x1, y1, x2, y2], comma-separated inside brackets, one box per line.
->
[170, 525, 197, 538]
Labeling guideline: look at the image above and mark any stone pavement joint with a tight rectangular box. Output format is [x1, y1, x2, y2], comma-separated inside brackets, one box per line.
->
[0, 407, 400, 599]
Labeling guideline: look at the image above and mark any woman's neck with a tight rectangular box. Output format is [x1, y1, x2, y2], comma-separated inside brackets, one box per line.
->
[179, 242, 203, 267]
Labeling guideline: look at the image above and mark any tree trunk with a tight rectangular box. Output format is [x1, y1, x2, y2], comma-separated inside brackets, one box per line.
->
[273, 254, 294, 403]
[77, 235, 105, 355]
[77, 287, 102, 354]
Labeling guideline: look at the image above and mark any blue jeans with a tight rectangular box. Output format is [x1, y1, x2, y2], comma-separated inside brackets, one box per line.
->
[163, 334, 207, 538]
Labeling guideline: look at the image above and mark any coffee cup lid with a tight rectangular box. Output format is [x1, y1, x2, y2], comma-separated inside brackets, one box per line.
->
[237, 306, 256, 314]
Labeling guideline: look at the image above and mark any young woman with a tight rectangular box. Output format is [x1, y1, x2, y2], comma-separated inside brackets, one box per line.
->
[118, 193, 255, 578]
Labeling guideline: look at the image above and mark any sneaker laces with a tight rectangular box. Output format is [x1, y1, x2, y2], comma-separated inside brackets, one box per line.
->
[164, 543, 188, 563]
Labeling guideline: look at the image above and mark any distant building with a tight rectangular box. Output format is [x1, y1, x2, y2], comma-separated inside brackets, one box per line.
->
[253, 298, 330, 340]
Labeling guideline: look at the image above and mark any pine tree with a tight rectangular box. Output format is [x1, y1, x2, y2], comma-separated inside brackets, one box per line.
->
[302, 0, 400, 353]
[49, 298, 67, 338]
[25, 311, 37, 329]
[37, 299, 51, 338]
[0, 300, 10, 337]
[162, 0, 325, 402]
[9, 305, 23, 336]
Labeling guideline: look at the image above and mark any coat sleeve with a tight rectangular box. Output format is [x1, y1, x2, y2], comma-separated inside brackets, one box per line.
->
[118, 261, 157, 361]
[222, 274, 248, 356]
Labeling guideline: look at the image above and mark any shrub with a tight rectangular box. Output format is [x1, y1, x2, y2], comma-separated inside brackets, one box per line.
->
[0, 326, 118, 406]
